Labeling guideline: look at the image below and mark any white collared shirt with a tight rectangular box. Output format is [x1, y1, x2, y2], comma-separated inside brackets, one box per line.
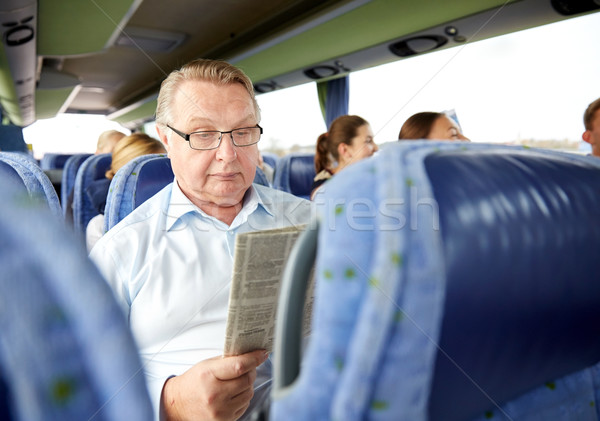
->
[89, 180, 312, 417]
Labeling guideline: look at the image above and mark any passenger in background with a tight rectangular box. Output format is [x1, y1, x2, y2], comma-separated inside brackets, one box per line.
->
[85, 133, 166, 251]
[582, 97, 600, 158]
[311, 115, 378, 199]
[95, 129, 126, 154]
[89, 59, 311, 421]
[398, 111, 469, 141]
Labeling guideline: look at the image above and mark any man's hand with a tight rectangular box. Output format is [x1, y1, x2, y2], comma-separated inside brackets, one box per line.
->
[161, 349, 268, 421]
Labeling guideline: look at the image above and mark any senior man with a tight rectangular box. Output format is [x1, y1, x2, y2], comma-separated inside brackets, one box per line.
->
[90, 59, 312, 420]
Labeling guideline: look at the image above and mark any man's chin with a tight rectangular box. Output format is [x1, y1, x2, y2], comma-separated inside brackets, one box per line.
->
[210, 186, 250, 207]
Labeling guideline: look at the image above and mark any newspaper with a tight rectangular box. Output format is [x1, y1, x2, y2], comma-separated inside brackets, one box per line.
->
[223, 224, 315, 356]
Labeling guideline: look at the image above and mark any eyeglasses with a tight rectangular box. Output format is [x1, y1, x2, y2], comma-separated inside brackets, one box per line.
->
[167, 124, 263, 150]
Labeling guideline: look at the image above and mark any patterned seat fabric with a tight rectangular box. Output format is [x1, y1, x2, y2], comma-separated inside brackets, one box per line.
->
[61, 154, 93, 221]
[40, 153, 73, 170]
[0, 178, 153, 421]
[272, 142, 600, 421]
[0, 152, 61, 217]
[72, 154, 111, 232]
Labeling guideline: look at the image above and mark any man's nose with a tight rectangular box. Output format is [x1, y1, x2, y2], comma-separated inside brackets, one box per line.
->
[215, 132, 237, 161]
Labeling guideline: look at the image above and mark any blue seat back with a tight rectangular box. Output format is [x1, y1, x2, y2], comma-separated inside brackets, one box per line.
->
[272, 142, 600, 420]
[0, 160, 28, 196]
[61, 153, 93, 221]
[427, 148, 600, 420]
[0, 178, 153, 421]
[72, 154, 111, 232]
[105, 154, 172, 232]
[261, 152, 279, 170]
[253, 166, 270, 188]
[0, 152, 61, 217]
[40, 153, 73, 170]
[272, 153, 315, 199]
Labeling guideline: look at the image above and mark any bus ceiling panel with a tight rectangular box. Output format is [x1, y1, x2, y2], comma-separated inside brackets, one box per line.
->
[34, 68, 81, 120]
[54, 0, 347, 118]
[107, 98, 158, 129]
[42, 0, 598, 128]
[233, 0, 513, 83]
[35, 86, 80, 120]
[245, 0, 592, 94]
[37, 0, 142, 56]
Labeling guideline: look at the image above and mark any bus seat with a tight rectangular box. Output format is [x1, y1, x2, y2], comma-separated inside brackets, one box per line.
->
[272, 142, 600, 421]
[254, 165, 270, 188]
[40, 153, 72, 170]
[72, 154, 111, 233]
[1, 151, 38, 165]
[104, 154, 172, 232]
[272, 153, 315, 199]
[0, 152, 61, 217]
[0, 178, 153, 421]
[0, 160, 28, 195]
[61, 153, 93, 222]
[261, 151, 279, 171]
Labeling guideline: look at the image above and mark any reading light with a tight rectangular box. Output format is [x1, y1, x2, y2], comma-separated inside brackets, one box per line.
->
[303, 65, 340, 80]
[254, 81, 280, 94]
[445, 26, 458, 36]
[389, 35, 448, 57]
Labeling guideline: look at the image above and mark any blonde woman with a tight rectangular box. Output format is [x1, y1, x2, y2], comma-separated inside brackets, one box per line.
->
[86, 133, 166, 250]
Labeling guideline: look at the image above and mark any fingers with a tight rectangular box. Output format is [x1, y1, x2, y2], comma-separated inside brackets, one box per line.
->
[231, 387, 254, 420]
[210, 349, 268, 381]
[161, 352, 267, 421]
[212, 370, 256, 420]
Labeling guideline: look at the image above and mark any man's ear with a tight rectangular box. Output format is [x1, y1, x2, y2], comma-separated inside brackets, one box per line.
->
[156, 125, 171, 152]
[582, 130, 591, 144]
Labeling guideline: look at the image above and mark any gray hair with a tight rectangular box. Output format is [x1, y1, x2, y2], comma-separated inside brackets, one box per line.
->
[155, 59, 260, 128]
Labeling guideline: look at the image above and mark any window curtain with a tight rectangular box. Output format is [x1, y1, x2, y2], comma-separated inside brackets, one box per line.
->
[317, 76, 349, 129]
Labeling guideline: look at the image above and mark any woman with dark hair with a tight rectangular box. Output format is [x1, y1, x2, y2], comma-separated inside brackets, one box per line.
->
[398, 111, 469, 141]
[311, 115, 378, 199]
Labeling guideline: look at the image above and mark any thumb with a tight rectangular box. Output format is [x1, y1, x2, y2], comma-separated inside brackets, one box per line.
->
[212, 349, 268, 381]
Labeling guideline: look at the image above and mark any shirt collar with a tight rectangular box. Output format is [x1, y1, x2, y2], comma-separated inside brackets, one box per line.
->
[165, 181, 273, 231]
[164, 181, 198, 231]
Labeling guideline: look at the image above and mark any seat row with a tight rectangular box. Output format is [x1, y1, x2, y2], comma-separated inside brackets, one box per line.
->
[1, 149, 319, 239]
[3, 142, 600, 420]
[63, 151, 319, 235]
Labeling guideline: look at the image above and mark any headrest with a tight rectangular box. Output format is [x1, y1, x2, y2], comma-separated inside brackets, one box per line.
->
[272, 141, 600, 421]
[273, 153, 315, 199]
[0, 160, 27, 195]
[133, 157, 173, 208]
[426, 149, 600, 420]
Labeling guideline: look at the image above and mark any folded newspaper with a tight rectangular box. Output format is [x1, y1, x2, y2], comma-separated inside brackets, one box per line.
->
[223, 224, 315, 356]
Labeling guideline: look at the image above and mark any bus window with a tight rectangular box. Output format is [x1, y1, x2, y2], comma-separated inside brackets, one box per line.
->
[257, 11, 600, 154]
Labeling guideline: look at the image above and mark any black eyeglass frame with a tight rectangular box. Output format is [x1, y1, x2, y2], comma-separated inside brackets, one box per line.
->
[167, 124, 263, 150]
